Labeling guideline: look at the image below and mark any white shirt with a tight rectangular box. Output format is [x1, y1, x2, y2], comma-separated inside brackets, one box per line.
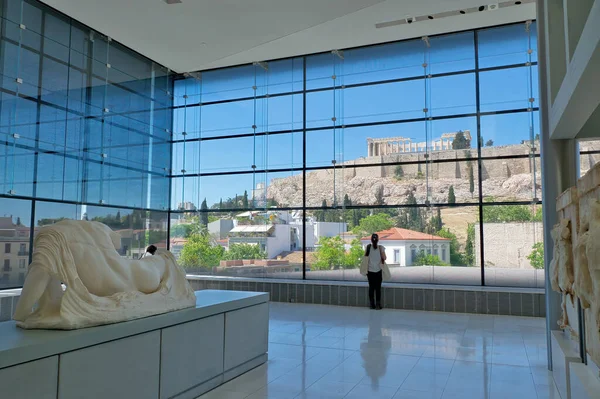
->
[368, 245, 384, 272]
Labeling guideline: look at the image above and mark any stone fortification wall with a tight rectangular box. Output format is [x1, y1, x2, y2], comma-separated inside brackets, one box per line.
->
[267, 142, 599, 207]
[474, 222, 544, 269]
[347, 144, 541, 180]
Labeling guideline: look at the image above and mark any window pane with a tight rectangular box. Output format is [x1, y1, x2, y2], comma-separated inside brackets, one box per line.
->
[478, 22, 534, 68]
[340, 39, 424, 85]
[304, 205, 480, 286]
[0, 198, 32, 289]
[429, 31, 475, 74]
[264, 58, 304, 94]
[306, 117, 477, 168]
[171, 208, 304, 279]
[342, 80, 426, 125]
[481, 204, 544, 288]
[481, 157, 540, 202]
[479, 66, 538, 112]
[429, 73, 476, 117]
[579, 139, 600, 176]
[201, 64, 261, 102]
[480, 111, 539, 147]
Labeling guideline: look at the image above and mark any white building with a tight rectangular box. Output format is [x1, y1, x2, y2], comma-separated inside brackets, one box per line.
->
[313, 222, 348, 242]
[360, 228, 451, 266]
[228, 224, 315, 259]
[223, 213, 346, 259]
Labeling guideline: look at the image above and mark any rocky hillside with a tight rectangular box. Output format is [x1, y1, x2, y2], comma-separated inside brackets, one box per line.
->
[267, 171, 541, 208]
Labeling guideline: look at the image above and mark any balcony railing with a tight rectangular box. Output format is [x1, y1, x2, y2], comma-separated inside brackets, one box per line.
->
[18, 251, 28, 256]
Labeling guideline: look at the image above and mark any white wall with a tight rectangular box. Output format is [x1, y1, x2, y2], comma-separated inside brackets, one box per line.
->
[404, 239, 450, 265]
[314, 222, 347, 241]
[266, 224, 292, 259]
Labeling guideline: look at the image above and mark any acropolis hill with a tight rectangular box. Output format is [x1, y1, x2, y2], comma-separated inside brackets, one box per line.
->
[266, 140, 600, 208]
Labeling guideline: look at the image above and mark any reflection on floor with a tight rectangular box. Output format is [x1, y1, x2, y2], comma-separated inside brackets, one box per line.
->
[197, 302, 560, 399]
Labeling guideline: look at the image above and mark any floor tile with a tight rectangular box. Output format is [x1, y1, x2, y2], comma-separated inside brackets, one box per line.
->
[196, 387, 249, 399]
[345, 383, 398, 399]
[393, 389, 443, 399]
[201, 303, 552, 399]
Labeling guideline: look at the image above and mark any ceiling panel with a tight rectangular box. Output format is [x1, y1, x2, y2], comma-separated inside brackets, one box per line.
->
[40, 0, 536, 72]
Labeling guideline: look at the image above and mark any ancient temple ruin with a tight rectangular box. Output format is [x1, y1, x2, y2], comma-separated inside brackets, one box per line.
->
[366, 131, 472, 157]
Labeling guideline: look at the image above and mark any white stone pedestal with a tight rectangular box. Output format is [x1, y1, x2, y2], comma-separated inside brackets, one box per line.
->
[0, 290, 269, 399]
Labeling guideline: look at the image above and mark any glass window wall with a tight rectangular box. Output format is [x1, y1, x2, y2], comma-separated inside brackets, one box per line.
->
[0, 0, 173, 290]
[170, 22, 541, 288]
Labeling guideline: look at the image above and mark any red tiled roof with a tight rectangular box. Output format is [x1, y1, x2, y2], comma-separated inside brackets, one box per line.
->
[361, 228, 449, 242]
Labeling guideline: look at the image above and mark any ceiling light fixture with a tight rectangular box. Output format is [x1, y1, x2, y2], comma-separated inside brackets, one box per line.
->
[164, 0, 182, 4]
[375, 1, 534, 30]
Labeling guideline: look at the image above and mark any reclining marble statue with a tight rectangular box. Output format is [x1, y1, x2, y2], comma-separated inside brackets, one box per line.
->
[13, 220, 196, 330]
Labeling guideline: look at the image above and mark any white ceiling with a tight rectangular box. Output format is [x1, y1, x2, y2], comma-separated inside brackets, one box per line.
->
[41, 0, 536, 73]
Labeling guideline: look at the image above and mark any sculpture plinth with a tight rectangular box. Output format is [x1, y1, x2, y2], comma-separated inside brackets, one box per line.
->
[551, 162, 600, 371]
[13, 220, 196, 330]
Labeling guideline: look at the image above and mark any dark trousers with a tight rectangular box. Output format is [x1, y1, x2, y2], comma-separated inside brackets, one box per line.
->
[367, 270, 383, 306]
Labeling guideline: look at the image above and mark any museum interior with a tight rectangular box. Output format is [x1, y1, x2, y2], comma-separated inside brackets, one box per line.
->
[0, 0, 599, 398]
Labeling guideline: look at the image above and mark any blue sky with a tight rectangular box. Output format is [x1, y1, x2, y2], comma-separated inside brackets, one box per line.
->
[171, 23, 540, 208]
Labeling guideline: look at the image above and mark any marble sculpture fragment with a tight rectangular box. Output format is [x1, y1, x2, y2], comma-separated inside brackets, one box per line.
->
[13, 220, 196, 329]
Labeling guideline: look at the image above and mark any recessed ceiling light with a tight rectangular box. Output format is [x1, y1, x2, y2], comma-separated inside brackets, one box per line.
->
[164, 0, 182, 4]
[515, 1, 522, 4]
[428, 15, 434, 20]
[478, 5, 486, 11]
[460, 10, 466, 14]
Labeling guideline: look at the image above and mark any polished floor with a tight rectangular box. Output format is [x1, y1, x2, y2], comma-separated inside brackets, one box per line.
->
[198, 302, 560, 399]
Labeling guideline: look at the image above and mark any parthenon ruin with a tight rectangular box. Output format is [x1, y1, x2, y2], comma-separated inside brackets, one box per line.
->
[367, 130, 472, 157]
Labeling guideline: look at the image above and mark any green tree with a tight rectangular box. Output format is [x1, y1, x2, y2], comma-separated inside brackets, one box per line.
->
[313, 236, 345, 270]
[437, 228, 464, 266]
[37, 217, 69, 226]
[485, 139, 494, 147]
[223, 243, 266, 260]
[266, 198, 280, 208]
[483, 205, 540, 223]
[314, 200, 327, 222]
[465, 224, 475, 266]
[413, 253, 449, 266]
[343, 194, 352, 208]
[179, 233, 225, 270]
[396, 191, 425, 233]
[527, 242, 544, 269]
[468, 162, 475, 198]
[171, 223, 195, 238]
[343, 239, 365, 269]
[242, 191, 249, 209]
[352, 213, 394, 237]
[219, 198, 223, 210]
[375, 185, 385, 205]
[448, 185, 456, 204]
[394, 165, 404, 180]
[200, 199, 209, 227]
[452, 131, 471, 150]
[535, 133, 540, 141]
[426, 209, 443, 234]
